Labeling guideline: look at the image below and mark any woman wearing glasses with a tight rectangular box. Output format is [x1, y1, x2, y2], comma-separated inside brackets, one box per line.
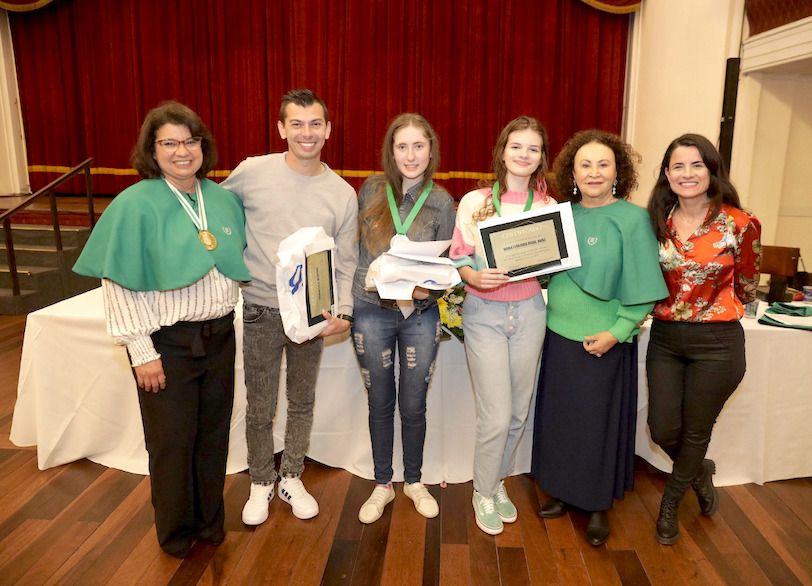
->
[74, 101, 250, 558]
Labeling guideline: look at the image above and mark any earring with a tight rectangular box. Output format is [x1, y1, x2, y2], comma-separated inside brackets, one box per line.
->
[572, 185, 578, 196]
[612, 180, 617, 196]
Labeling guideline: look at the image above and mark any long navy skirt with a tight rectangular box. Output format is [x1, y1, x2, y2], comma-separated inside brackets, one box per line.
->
[530, 329, 637, 511]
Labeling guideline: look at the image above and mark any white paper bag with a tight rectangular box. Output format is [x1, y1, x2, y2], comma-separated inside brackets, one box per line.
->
[275, 226, 337, 343]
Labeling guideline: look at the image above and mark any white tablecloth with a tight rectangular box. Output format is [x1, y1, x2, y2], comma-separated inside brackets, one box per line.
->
[635, 310, 812, 486]
[11, 290, 812, 486]
[9, 288, 490, 484]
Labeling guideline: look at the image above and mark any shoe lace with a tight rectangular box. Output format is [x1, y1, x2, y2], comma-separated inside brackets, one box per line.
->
[495, 483, 510, 504]
[479, 495, 496, 514]
[409, 483, 431, 503]
[282, 477, 306, 498]
[365, 486, 390, 506]
[250, 484, 272, 501]
[659, 498, 678, 522]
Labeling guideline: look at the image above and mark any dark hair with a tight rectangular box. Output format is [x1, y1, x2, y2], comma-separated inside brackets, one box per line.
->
[131, 101, 217, 179]
[553, 129, 639, 202]
[647, 133, 742, 242]
[475, 116, 549, 221]
[279, 88, 329, 123]
[359, 113, 441, 255]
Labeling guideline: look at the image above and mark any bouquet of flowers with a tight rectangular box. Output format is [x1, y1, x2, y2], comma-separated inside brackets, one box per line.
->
[438, 285, 465, 342]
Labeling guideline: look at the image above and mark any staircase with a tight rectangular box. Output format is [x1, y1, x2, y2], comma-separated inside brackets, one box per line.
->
[0, 224, 99, 314]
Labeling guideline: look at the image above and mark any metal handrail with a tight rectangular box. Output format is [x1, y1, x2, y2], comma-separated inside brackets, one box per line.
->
[0, 158, 95, 296]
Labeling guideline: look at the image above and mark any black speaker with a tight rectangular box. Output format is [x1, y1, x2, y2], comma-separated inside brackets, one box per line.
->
[718, 57, 741, 171]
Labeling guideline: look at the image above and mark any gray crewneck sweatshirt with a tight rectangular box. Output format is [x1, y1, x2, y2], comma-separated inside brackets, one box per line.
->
[221, 152, 359, 314]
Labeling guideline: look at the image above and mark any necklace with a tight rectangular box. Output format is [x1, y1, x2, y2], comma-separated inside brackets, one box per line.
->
[163, 178, 218, 251]
[491, 181, 533, 217]
[385, 181, 433, 235]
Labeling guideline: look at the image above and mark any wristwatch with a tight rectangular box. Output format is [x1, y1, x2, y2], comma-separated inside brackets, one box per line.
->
[336, 313, 354, 323]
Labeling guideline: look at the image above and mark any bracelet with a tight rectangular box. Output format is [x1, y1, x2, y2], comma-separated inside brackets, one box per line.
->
[336, 313, 354, 323]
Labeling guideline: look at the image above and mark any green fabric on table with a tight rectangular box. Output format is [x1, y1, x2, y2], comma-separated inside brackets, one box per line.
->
[768, 302, 812, 317]
[758, 303, 812, 330]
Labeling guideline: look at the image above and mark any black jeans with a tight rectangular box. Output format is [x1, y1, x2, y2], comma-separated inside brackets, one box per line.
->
[645, 320, 746, 498]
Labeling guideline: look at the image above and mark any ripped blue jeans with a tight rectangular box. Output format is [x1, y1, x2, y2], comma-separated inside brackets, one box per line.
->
[351, 298, 441, 484]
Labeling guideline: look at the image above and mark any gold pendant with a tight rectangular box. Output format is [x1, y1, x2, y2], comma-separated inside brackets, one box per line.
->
[198, 230, 218, 251]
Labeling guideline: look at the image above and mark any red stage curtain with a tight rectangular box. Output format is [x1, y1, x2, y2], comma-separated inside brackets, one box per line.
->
[10, 0, 629, 198]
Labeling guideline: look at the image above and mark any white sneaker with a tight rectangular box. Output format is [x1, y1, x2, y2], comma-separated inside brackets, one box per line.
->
[358, 484, 395, 524]
[277, 476, 319, 519]
[242, 482, 274, 525]
[403, 482, 439, 518]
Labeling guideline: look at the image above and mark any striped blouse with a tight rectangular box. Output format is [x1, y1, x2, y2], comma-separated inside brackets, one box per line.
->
[101, 267, 240, 366]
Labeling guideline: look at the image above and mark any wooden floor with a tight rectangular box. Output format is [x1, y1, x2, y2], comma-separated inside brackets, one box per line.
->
[1, 315, 811, 585]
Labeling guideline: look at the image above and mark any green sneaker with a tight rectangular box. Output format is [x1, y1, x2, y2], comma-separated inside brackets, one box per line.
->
[472, 491, 503, 535]
[495, 481, 517, 523]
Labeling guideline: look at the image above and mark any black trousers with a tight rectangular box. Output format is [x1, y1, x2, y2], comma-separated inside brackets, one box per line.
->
[645, 320, 745, 499]
[136, 313, 235, 556]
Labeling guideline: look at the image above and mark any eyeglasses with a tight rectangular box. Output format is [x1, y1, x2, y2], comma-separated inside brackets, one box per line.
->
[154, 136, 203, 152]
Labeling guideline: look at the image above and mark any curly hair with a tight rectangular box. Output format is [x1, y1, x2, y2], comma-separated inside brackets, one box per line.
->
[647, 133, 741, 243]
[474, 116, 550, 222]
[552, 129, 639, 203]
[359, 113, 441, 255]
[131, 101, 217, 179]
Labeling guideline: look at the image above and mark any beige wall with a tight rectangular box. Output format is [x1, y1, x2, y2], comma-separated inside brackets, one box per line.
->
[628, 2, 812, 269]
[625, 0, 745, 207]
[0, 9, 28, 195]
[733, 17, 812, 265]
[777, 75, 812, 264]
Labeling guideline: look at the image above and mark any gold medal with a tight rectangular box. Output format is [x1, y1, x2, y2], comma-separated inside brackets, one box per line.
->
[198, 229, 218, 250]
[164, 178, 219, 251]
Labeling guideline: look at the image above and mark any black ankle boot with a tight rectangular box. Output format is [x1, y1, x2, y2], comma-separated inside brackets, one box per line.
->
[538, 497, 567, 519]
[586, 510, 610, 546]
[691, 459, 718, 516]
[656, 495, 681, 545]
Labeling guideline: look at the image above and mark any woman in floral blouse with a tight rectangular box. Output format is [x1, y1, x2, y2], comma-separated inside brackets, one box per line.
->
[646, 134, 761, 545]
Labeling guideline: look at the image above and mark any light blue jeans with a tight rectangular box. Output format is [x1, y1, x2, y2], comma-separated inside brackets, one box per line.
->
[462, 292, 546, 498]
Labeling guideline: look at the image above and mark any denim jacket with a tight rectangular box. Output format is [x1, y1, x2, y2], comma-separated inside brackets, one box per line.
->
[352, 176, 456, 310]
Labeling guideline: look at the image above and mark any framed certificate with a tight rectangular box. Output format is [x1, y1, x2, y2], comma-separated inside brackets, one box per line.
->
[477, 201, 581, 281]
[305, 249, 335, 326]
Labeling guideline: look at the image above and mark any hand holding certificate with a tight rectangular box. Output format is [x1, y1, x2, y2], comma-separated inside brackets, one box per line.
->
[477, 201, 581, 281]
[365, 235, 461, 316]
[274, 226, 338, 343]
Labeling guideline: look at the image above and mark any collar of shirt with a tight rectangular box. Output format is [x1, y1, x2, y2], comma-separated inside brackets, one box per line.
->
[403, 183, 423, 204]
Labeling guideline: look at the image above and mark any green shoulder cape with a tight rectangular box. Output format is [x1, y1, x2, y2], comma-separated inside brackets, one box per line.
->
[567, 199, 667, 305]
[73, 178, 251, 291]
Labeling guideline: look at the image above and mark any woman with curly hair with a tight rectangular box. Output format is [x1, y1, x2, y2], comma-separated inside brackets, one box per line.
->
[450, 116, 555, 535]
[646, 134, 760, 545]
[531, 130, 666, 546]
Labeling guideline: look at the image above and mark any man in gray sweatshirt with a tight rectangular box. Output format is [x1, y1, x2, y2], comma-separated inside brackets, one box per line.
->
[221, 88, 358, 525]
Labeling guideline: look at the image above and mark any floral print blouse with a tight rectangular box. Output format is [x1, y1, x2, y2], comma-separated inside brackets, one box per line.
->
[653, 204, 762, 322]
